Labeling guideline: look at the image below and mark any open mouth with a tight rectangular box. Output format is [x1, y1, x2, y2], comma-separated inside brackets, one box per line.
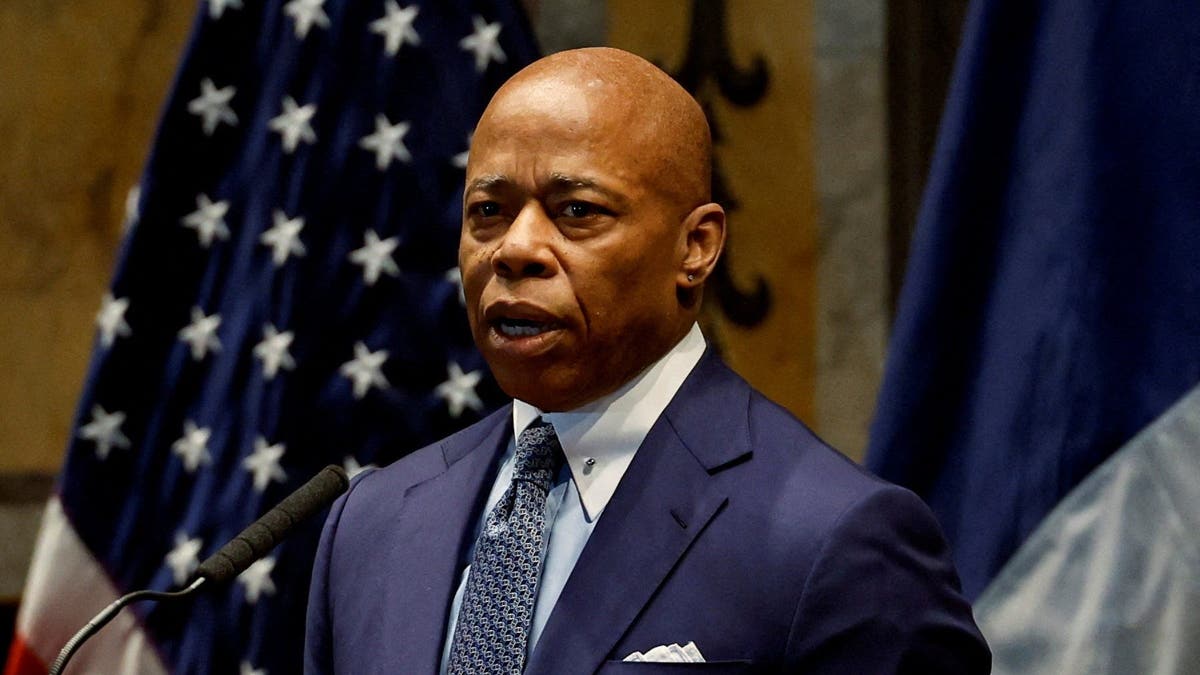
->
[493, 317, 558, 338]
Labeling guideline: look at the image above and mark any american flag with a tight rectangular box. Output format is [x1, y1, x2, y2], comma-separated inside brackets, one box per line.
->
[6, 1, 536, 673]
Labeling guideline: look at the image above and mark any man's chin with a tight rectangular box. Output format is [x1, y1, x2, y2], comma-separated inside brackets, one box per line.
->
[490, 366, 586, 412]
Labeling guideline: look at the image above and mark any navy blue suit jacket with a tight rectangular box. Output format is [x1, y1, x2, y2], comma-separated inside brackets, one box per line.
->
[305, 351, 990, 673]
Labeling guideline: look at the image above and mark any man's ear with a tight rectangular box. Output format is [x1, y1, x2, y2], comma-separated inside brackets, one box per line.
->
[677, 202, 726, 288]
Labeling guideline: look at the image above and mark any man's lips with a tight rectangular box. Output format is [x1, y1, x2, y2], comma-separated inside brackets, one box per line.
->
[493, 317, 558, 337]
[482, 300, 565, 342]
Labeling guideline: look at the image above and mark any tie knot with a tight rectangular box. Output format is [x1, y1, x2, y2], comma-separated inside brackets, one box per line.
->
[514, 419, 562, 482]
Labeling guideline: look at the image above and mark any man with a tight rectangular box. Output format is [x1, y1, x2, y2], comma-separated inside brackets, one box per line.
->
[305, 48, 989, 674]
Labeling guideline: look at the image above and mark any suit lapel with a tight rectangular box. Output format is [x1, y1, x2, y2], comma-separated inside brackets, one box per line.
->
[525, 352, 752, 674]
[387, 407, 512, 673]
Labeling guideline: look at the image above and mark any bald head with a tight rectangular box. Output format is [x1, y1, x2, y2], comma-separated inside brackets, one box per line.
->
[475, 47, 713, 209]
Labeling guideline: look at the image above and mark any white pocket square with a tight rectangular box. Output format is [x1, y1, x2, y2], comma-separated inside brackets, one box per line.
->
[623, 641, 705, 663]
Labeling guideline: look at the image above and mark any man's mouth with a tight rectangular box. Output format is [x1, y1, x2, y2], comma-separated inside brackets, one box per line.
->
[493, 317, 558, 338]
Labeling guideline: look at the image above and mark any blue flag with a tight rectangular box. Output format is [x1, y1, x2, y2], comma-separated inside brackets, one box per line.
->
[866, 0, 1200, 601]
[8, 1, 537, 673]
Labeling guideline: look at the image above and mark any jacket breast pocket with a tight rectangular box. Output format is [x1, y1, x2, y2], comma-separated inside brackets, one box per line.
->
[597, 660, 753, 674]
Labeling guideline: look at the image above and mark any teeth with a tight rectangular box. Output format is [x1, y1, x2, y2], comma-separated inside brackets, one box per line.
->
[498, 319, 550, 337]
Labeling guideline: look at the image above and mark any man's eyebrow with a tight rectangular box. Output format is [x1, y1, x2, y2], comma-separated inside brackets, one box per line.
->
[545, 173, 601, 191]
[465, 174, 511, 193]
[467, 173, 629, 206]
[546, 173, 628, 206]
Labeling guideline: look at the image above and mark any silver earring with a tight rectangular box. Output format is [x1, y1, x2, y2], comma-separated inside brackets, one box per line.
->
[687, 273, 695, 282]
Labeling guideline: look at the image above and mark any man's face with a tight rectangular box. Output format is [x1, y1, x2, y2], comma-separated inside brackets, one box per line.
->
[459, 78, 689, 411]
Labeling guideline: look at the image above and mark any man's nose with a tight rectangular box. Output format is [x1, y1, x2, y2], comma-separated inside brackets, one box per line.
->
[491, 203, 557, 280]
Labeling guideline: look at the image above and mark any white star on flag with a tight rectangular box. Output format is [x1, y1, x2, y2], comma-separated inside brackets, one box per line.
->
[165, 532, 203, 586]
[260, 210, 307, 266]
[283, 0, 330, 39]
[123, 185, 141, 233]
[78, 405, 132, 460]
[238, 556, 277, 604]
[339, 342, 390, 399]
[206, 0, 243, 19]
[181, 193, 231, 248]
[240, 661, 266, 675]
[96, 292, 132, 348]
[343, 456, 377, 480]
[268, 96, 317, 154]
[460, 15, 506, 73]
[349, 230, 401, 285]
[359, 115, 412, 170]
[435, 362, 484, 418]
[253, 324, 296, 379]
[187, 78, 238, 136]
[172, 420, 213, 473]
[444, 267, 466, 305]
[243, 437, 287, 492]
[178, 307, 223, 361]
[370, 1, 420, 56]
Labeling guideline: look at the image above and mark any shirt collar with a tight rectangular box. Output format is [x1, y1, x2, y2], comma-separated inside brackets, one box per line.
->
[512, 323, 706, 520]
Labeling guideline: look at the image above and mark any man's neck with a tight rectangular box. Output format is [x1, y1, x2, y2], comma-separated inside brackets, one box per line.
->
[512, 322, 706, 518]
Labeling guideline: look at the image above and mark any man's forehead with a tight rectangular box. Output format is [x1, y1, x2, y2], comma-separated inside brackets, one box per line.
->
[471, 47, 713, 206]
[478, 74, 623, 134]
[468, 101, 643, 185]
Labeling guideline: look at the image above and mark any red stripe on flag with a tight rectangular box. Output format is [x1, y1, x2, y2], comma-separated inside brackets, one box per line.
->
[4, 634, 48, 675]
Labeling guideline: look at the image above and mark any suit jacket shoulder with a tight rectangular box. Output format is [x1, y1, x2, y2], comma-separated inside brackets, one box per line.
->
[343, 403, 513, 520]
[560, 352, 990, 674]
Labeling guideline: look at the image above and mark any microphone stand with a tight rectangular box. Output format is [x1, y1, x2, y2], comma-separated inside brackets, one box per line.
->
[45, 463, 349, 674]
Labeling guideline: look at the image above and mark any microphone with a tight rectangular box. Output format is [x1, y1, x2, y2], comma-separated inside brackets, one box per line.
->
[197, 463, 349, 583]
[48, 464, 350, 675]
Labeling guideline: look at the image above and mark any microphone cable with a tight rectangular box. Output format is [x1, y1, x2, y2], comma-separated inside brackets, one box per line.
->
[48, 577, 206, 675]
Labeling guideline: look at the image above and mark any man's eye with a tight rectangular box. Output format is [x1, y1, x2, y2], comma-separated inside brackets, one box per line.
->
[561, 202, 596, 218]
[473, 202, 501, 217]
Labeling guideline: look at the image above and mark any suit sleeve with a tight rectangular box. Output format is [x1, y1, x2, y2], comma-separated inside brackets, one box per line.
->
[783, 484, 991, 673]
[304, 489, 351, 675]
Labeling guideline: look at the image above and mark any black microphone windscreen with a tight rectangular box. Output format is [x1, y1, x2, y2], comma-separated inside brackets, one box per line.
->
[196, 464, 349, 584]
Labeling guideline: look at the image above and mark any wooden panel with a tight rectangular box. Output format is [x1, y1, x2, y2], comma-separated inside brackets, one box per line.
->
[608, 0, 819, 423]
[0, 2, 195, 472]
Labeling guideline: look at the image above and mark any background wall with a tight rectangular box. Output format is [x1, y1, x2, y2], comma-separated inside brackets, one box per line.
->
[0, 1, 197, 609]
[0, 3, 197, 476]
[2, 0, 960, 644]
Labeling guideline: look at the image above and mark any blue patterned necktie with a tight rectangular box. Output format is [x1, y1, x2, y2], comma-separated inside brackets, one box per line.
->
[447, 419, 563, 675]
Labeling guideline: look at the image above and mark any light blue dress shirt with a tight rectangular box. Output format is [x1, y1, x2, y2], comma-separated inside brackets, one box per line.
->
[439, 324, 706, 672]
